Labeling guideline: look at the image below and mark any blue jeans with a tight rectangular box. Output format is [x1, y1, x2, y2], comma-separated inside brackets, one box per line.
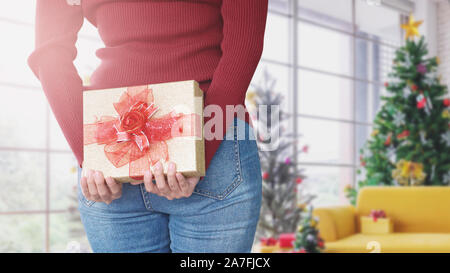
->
[78, 118, 262, 253]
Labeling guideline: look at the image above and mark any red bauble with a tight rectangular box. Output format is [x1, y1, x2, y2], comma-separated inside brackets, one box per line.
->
[384, 82, 389, 87]
[444, 99, 450, 107]
[296, 177, 303, 184]
[384, 134, 392, 146]
[417, 98, 426, 109]
[397, 130, 410, 139]
[411, 84, 418, 91]
[262, 172, 269, 180]
[318, 240, 325, 248]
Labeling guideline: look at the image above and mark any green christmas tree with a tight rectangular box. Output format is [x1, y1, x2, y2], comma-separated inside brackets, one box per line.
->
[293, 207, 324, 253]
[348, 16, 450, 205]
[249, 70, 314, 239]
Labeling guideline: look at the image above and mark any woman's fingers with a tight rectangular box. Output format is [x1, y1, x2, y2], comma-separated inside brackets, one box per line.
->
[154, 162, 172, 199]
[105, 176, 122, 199]
[80, 169, 123, 204]
[94, 171, 112, 204]
[144, 162, 199, 200]
[86, 169, 100, 201]
[144, 170, 161, 195]
[176, 173, 191, 197]
[186, 176, 201, 187]
[167, 163, 182, 198]
[80, 176, 91, 200]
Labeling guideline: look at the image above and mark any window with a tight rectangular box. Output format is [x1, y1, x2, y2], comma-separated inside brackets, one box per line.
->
[0, 1, 92, 252]
[251, 0, 407, 206]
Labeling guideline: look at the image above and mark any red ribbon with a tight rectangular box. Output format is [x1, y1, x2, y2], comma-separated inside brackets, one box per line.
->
[369, 209, 386, 222]
[83, 85, 200, 180]
[260, 237, 278, 246]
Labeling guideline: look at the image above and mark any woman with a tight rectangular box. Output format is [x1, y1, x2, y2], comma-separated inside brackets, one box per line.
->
[29, 0, 267, 253]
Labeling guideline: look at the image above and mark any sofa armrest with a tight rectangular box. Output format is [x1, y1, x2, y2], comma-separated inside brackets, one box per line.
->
[313, 206, 356, 242]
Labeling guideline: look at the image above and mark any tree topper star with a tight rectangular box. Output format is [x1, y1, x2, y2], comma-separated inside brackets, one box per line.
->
[401, 15, 423, 40]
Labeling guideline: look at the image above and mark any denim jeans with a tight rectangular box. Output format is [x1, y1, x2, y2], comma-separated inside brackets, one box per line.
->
[78, 118, 262, 253]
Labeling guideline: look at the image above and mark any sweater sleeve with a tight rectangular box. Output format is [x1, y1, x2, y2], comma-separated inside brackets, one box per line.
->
[28, 0, 84, 166]
[204, 0, 268, 169]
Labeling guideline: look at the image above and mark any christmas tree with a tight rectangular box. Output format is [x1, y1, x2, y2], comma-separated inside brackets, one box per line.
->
[350, 15, 450, 204]
[293, 207, 324, 253]
[247, 70, 314, 239]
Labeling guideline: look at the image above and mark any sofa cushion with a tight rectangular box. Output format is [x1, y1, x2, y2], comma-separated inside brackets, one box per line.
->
[325, 233, 450, 253]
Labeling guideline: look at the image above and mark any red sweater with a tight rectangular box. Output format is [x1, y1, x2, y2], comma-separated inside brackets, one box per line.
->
[29, 0, 267, 171]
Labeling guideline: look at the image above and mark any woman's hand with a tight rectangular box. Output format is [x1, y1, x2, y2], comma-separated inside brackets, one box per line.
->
[80, 170, 123, 204]
[141, 161, 200, 200]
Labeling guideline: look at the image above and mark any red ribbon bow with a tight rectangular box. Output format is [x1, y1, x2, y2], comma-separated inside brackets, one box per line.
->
[260, 237, 278, 246]
[84, 85, 200, 180]
[370, 209, 386, 222]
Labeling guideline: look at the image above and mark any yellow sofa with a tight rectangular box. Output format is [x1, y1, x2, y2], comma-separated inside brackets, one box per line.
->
[314, 186, 450, 253]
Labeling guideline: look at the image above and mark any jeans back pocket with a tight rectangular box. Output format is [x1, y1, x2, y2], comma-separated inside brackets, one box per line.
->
[193, 119, 243, 200]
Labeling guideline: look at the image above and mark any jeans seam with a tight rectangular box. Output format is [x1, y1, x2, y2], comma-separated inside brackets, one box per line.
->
[139, 184, 154, 211]
[193, 119, 244, 200]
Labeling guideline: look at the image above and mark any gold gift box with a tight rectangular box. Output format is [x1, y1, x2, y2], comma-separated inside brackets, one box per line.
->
[361, 216, 394, 235]
[83, 80, 205, 183]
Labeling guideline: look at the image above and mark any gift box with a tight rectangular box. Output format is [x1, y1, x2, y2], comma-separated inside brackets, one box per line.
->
[279, 233, 296, 250]
[258, 237, 279, 253]
[361, 216, 394, 235]
[83, 80, 205, 183]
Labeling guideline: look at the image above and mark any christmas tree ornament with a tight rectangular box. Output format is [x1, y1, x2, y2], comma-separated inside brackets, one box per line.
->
[392, 159, 426, 186]
[443, 110, 450, 119]
[416, 63, 427, 74]
[393, 111, 406, 126]
[384, 133, 392, 146]
[387, 146, 396, 163]
[444, 99, 450, 107]
[419, 131, 427, 145]
[296, 177, 303, 185]
[384, 82, 389, 88]
[401, 14, 423, 40]
[360, 155, 366, 166]
[284, 157, 292, 165]
[262, 172, 269, 180]
[443, 171, 450, 185]
[402, 87, 412, 99]
[411, 84, 418, 91]
[441, 131, 450, 147]
[416, 93, 426, 109]
[397, 130, 410, 140]
[430, 165, 436, 181]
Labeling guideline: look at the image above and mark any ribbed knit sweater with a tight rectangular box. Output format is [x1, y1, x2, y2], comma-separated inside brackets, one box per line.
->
[28, 0, 268, 171]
